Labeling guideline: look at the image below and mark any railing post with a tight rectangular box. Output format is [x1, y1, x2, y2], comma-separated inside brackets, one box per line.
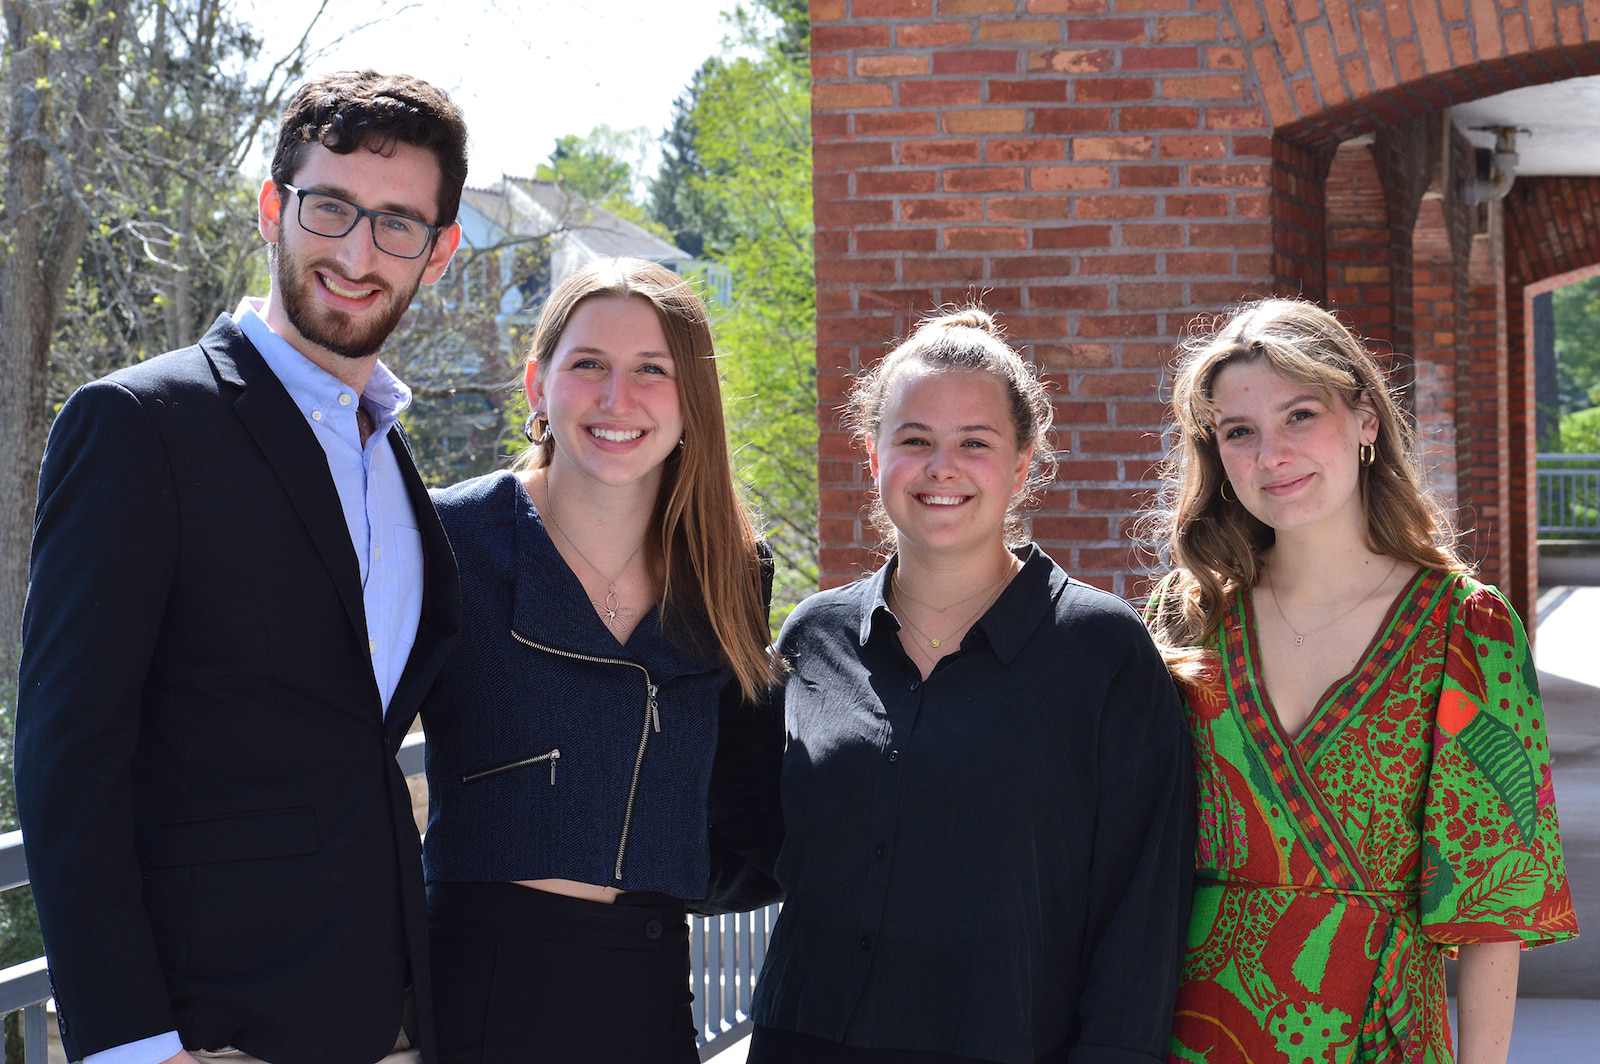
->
[23, 1003, 46, 1064]
[690, 916, 706, 1038]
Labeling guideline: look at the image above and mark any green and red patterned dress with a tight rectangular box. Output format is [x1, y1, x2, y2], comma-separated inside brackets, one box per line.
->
[1149, 568, 1576, 1064]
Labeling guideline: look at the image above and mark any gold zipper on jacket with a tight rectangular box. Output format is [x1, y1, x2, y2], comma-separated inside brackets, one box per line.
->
[511, 630, 660, 882]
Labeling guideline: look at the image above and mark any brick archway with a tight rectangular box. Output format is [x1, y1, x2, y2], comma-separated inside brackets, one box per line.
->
[1504, 178, 1600, 605]
[809, 0, 1600, 622]
[1227, 0, 1600, 140]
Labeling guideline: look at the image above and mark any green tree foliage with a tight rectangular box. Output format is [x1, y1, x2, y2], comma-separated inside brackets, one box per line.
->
[1552, 274, 1600, 416]
[2, 0, 324, 657]
[536, 124, 665, 234]
[1556, 405, 1600, 454]
[670, 3, 816, 623]
[1, 0, 134, 676]
[649, 61, 722, 258]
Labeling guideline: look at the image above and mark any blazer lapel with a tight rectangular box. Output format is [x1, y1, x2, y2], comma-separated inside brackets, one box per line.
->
[201, 316, 370, 647]
[386, 423, 461, 735]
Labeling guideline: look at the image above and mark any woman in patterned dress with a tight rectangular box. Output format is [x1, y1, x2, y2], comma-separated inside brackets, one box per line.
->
[1142, 298, 1576, 1064]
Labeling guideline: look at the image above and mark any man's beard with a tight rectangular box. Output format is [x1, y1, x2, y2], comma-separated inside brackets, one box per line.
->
[271, 240, 420, 360]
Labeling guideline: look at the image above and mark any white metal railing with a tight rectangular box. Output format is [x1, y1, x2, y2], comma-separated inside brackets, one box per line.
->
[0, 827, 50, 1064]
[1, 732, 771, 1061]
[1537, 453, 1600, 535]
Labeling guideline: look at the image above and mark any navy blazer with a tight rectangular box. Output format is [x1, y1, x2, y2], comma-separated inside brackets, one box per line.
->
[15, 314, 461, 1064]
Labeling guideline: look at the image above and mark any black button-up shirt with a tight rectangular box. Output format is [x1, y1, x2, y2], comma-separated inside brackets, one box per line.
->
[751, 546, 1194, 1064]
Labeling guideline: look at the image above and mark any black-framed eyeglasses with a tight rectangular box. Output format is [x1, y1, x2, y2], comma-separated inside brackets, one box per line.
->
[281, 184, 441, 260]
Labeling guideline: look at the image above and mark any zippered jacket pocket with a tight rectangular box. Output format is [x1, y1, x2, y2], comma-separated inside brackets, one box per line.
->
[461, 748, 561, 785]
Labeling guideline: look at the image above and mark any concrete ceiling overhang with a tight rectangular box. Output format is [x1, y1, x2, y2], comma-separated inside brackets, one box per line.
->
[1450, 75, 1600, 177]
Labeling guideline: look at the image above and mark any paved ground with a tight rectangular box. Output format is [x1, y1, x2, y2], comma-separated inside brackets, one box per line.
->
[1504, 584, 1600, 1061]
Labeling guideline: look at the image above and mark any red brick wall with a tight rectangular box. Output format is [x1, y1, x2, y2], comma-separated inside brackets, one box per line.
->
[1221, 0, 1600, 136]
[811, 0, 1600, 611]
[1270, 133, 1332, 298]
[1324, 139, 1395, 353]
[813, 1, 1277, 592]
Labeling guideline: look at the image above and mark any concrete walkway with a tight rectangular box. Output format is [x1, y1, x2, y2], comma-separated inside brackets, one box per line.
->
[1507, 584, 1600, 1061]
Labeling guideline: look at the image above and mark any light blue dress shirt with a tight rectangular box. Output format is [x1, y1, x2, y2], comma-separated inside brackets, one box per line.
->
[233, 297, 424, 714]
[82, 299, 426, 1064]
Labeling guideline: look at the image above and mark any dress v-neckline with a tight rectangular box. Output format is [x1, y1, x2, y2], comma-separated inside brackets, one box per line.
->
[1231, 566, 1443, 758]
[1221, 567, 1448, 890]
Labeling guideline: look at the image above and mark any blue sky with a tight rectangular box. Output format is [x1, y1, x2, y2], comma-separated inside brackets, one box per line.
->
[245, 0, 740, 187]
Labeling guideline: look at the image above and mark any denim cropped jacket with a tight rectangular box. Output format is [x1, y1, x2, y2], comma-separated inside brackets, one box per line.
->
[421, 471, 765, 901]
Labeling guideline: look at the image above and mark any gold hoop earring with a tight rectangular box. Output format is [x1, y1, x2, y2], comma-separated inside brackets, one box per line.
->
[1220, 480, 1236, 503]
[1359, 442, 1375, 467]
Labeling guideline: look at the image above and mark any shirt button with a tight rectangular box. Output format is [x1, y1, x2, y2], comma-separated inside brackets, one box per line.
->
[311, 410, 323, 422]
[888, 749, 900, 762]
[875, 844, 887, 858]
[339, 393, 352, 406]
[369, 640, 378, 653]
[859, 934, 871, 951]
[908, 679, 920, 691]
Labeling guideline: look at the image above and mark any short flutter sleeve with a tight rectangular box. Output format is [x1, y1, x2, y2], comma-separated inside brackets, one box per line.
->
[1419, 578, 1577, 947]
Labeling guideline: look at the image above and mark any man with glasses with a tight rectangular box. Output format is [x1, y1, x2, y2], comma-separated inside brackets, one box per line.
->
[17, 71, 468, 1064]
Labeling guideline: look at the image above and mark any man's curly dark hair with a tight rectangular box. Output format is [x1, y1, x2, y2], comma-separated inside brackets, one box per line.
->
[270, 70, 469, 227]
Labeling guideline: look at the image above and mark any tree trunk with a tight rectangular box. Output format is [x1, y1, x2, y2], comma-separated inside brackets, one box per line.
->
[0, 0, 130, 660]
[1, 2, 56, 660]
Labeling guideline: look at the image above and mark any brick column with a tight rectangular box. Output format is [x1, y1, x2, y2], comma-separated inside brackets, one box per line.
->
[1460, 217, 1511, 590]
[1412, 199, 1459, 513]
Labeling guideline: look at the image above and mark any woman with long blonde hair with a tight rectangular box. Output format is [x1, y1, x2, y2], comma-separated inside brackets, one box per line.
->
[419, 258, 780, 1062]
[1143, 297, 1575, 1064]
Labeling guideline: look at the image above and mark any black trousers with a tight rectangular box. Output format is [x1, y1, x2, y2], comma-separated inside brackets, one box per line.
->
[428, 881, 698, 1064]
[747, 1026, 1074, 1064]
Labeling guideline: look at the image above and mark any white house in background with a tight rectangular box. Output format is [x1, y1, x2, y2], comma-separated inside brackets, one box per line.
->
[453, 176, 729, 327]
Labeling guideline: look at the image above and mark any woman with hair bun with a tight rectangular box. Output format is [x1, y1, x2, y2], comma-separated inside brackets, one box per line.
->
[1142, 297, 1576, 1064]
[747, 307, 1194, 1064]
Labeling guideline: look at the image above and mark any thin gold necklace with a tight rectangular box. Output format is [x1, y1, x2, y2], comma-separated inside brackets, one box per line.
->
[891, 561, 1014, 650]
[1265, 557, 1399, 648]
[543, 482, 646, 631]
[891, 566, 1012, 615]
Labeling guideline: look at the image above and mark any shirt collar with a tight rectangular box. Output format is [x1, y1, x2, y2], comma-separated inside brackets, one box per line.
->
[860, 545, 1059, 665]
[232, 297, 412, 437]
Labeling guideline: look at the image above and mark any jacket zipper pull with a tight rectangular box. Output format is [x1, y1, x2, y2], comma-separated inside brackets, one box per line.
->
[547, 748, 560, 785]
[648, 684, 660, 732]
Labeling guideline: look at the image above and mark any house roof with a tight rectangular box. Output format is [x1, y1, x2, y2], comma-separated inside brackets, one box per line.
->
[460, 177, 691, 265]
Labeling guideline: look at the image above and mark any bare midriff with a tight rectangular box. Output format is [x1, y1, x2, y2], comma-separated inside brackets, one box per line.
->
[515, 878, 625, 904]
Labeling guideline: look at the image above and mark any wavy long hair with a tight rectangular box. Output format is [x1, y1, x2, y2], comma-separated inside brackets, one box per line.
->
[516, 258, 778, 698]
[845, 306, 1056, 551]
[1141, 298, 1466, 675]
